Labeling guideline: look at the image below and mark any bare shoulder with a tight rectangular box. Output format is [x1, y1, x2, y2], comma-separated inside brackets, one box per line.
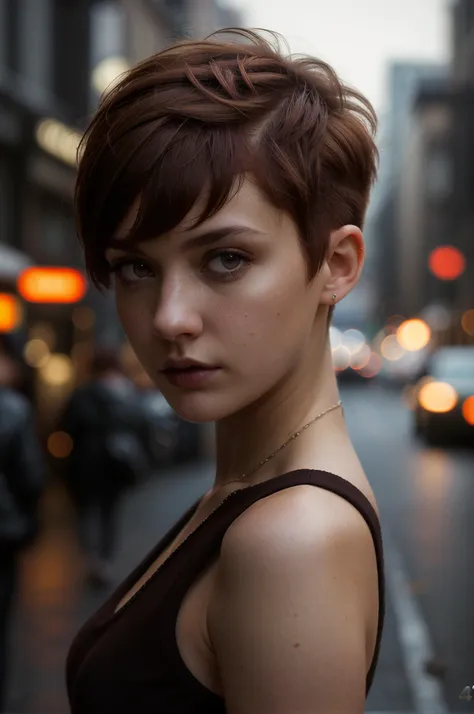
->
[208, 484, 381, 713]
[221, 481, 379, 563]
[216, 482, 382, 626]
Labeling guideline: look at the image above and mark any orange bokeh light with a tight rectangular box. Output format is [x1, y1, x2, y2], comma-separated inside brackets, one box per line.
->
[17, 267, 87, 303]
[462, 396, 474, 426]
[428, 245, 466, 281]
[418, 381, 458, 413]
[358, 352, 382, 378]
[47, 431, 74, 458]
[0, 293, 22, 332]
[397, 319, 431, 352]
[462, 309, 474, 337]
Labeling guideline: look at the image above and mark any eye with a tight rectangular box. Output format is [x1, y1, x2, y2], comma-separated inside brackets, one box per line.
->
[110, 259, 154, 284]
[205, 250, 250, 279]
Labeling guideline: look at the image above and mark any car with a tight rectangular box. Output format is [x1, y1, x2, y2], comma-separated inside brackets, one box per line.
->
[413, 345, 474, 444]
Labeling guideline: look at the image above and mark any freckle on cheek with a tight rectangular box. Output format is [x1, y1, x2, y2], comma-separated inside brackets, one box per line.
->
[293, 642, 300, 648]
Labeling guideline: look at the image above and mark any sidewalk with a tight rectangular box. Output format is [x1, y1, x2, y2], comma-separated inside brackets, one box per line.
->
[6, 461, 415, 713]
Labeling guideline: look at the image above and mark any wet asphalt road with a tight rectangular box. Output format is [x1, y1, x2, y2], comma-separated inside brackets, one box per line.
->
[5, 381, 474, 713]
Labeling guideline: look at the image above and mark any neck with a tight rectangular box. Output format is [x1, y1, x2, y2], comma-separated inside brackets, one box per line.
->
[213, 340, 343, 491]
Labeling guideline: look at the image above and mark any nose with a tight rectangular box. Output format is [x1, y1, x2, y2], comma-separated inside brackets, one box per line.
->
[152, 277, 203, 342]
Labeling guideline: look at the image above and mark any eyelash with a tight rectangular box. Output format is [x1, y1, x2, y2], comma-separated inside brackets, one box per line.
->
[108, 259, 152, 285]
[108, 249, 252, 285]
[205, 249, 251, 281]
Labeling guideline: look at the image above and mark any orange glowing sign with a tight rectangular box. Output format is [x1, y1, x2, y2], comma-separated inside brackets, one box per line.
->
[0, 293, 22, 332]
[17, 267, 87, 303]
[428, 245, 465, 280]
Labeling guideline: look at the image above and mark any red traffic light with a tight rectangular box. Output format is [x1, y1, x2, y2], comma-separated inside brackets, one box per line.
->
[428, 246, 465, 281]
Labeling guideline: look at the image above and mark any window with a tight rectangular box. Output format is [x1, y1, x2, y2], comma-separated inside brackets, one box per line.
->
[426, 149, 452, 200]
[90, 0, 126, 67]
[0, 0, 17, 71]
[17, 0, 52, 95]
[0, 0, 6, 69]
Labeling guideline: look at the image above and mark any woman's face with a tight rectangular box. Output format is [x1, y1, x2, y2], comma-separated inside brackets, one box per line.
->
[105, 178, 329, 422]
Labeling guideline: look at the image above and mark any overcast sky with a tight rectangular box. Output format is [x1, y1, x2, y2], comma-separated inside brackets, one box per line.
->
[225, 0, 451, 112]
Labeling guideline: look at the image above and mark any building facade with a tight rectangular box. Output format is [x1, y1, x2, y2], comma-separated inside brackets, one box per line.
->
[397, 82, 452, 316]
[449, 0, 474, 314]
[367, 1, 474, 345]
[387, 1, 474, 329]
[367, 61, 447, 326]
[0, 1, 92, 371]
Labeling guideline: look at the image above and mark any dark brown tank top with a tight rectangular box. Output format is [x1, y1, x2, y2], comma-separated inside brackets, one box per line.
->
[66, 469, 385, 714]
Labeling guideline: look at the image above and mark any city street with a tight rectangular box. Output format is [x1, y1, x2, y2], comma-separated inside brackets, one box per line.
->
[5, 382, 474, 714]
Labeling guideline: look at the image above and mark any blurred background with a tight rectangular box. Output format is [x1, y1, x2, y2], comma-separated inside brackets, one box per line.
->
[0, 1, 473, 713]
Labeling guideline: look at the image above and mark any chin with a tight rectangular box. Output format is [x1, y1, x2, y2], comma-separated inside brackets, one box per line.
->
[166, 396, 230, 423]
[157, 386, 250, 424]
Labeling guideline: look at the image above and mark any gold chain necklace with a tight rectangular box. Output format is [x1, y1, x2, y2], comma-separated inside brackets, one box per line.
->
[112, 399, 342, 621]
[230, 400, 343, 485]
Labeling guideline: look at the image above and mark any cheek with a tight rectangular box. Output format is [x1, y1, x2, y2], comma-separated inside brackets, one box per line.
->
[116, 294, 135, 337]
[221, 276, 316, 367]
[116, 294, 153, 358]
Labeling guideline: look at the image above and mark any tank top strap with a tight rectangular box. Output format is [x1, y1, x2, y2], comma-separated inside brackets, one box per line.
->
[164, 468, 385, 693]
[212, 468, 382, 547]
[172, 468, 384, 591]
[162, 469, 385, 692]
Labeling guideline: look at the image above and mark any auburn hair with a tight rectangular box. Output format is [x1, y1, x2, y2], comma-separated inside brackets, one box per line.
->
[75, 29, 378, 291]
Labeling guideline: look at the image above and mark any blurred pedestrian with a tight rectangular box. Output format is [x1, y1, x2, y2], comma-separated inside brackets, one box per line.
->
[0, 335, 34, 402]
[67, 28, 385, 714]
[60, 346, 148, 586]
[0, 386, 44, 712]
[0, 339, 21, 393]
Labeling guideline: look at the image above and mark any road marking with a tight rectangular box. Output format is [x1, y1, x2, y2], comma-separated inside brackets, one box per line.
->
[383, 530, 449, 714]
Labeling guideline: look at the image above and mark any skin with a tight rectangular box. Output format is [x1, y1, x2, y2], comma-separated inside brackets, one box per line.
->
[105, 177, 365, 485]
[208, 486, 378, 714]
[105, 176, 379, 713]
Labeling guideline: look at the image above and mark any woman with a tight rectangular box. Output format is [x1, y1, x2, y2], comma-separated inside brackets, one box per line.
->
[67, 29, 385, 714]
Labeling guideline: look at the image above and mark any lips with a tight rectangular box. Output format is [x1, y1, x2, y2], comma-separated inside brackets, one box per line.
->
[160, 362, 221, 389]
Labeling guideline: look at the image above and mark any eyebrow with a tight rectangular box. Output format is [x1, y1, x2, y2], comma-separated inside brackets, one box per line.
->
[106, 225, 262, 255]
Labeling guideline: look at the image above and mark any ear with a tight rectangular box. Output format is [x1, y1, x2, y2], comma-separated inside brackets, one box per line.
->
[320, 225, 365, 306]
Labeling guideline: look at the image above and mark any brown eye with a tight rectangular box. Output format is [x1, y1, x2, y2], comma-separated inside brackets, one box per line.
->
[112, 260, 154, 283]
[206, 251, 249, 278]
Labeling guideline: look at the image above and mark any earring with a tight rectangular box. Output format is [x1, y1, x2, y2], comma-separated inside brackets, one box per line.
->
[332, 293, 337, 302]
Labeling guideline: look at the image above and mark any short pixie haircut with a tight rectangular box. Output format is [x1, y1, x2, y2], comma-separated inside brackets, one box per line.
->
[75, 29, 378, 291]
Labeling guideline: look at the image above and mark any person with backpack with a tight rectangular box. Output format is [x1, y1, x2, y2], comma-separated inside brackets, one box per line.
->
[60, 346, 148, 586]
[0, 386, 44, 712]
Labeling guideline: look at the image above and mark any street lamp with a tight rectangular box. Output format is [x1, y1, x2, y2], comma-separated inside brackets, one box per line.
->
[91, 56, 130, 95]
